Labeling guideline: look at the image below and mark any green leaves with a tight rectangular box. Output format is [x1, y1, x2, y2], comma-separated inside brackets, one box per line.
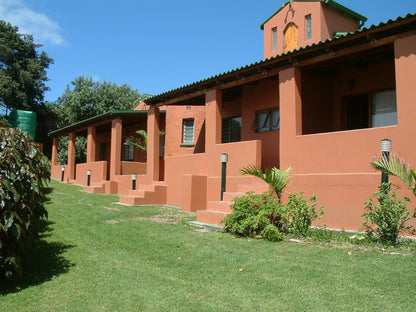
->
[371, 155, 416, 196]
[240, 165, 292, 200]
[0, 20, 53, 111]
[0, 125, 50, 280]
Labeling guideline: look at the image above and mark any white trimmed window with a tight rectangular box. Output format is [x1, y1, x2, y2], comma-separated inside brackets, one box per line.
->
[182, 119, 194, 144]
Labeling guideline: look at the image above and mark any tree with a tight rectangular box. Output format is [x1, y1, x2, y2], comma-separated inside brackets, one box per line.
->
[0, 125, 50, 279]
[0, 21, 53, 111]
[240, 165, 292, 201]
[371, 155, 416, 197]
[55, 76, 150, 127]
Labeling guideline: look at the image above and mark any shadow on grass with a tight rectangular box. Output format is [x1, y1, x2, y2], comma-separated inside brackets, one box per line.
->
[0, 220, 76, 295]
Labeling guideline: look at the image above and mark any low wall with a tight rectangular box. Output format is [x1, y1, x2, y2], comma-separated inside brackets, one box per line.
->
[75, 161, 107, 186]
[121, 161, 147, 176]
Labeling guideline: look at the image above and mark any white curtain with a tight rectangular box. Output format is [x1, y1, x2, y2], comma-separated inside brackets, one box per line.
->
[372, 89, 397, 127]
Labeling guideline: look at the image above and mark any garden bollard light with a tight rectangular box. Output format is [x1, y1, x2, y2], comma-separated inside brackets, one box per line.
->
[61, 166, 65, 182]
[132, 173, 137, 190]
[220, 153, 228, 201]
[380, 138, 392, 184]
[87, 170, 91, 186]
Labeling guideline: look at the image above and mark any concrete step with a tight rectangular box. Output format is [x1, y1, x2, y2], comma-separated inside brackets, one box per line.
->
[119, 184, 167, 206]
[222, 192, 245, 202]
[207, 201, 233, 213]
[237, 183, 271, 194]
[196, 210, 228, 226]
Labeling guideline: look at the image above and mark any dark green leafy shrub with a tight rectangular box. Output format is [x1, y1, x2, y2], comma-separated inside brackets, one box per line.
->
[223, 191, 324, 241]
[285, 192, 325, 236]
[362, 182, 415, 245]
[0, 126, 50, 280]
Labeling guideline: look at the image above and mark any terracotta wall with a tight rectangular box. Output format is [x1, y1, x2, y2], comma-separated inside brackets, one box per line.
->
[241, 78, 280, 168]
[278, 34, 416, 231]
[164, 105, 206, 156]
[263, 2, 360, 59]
[74, 161, 107, 186]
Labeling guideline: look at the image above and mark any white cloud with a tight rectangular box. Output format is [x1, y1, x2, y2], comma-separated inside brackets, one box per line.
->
[0, 0, 66, 46]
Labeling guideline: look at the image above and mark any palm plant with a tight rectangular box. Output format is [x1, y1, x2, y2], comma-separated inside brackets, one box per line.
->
[240, 165, 292, 201]
[125, 129, 148, 152]
[371, 154, 416, 197]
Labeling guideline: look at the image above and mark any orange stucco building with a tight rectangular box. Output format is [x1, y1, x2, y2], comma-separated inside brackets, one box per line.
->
[50, 0, 416, 231]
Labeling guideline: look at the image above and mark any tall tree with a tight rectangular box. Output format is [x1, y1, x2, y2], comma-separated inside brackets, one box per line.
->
[0, 21, 53, 111]
[55, 75, 150, 127]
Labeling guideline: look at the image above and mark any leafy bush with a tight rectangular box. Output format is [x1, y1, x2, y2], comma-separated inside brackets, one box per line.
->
[222, 191, 324, 241]
[362, 182, 415, 245]
[285, 192, 325, 236]
[0, 126, 50, 279]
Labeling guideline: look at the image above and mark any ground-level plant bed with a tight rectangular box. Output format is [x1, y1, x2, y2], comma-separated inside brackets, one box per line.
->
[0, 180, 415, 312]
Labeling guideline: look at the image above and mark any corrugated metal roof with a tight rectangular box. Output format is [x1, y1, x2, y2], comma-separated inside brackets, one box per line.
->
[259, 0, 367, 30]
[144, 13, 415, 106]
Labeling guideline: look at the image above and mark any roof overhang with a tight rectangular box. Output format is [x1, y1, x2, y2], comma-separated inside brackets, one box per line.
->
[143, 13, 416, 107]
[49, 110, 164, 137]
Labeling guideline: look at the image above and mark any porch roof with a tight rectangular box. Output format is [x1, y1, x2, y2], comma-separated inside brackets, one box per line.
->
[259, 0, 368, 30]
[143, 13, 416, 107]
[49, 110, 164, 137]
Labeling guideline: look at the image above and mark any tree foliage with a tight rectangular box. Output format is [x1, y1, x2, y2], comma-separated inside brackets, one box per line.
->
[55, 76, 150, 127]
[0, 21, 53, 111]
[0, 126, 50, 280]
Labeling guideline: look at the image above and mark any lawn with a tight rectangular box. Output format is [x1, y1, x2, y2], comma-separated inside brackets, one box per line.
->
[1, 180, 415, 311]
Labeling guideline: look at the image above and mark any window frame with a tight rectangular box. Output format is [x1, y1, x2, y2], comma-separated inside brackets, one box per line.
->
[252, 108, 280, 133]
[305, 14, 312, 40]
[272, 27, 278, 51]
[181, 118, 195, 145]
[222, 116, 242, 143]
[122, 140, 135, 161]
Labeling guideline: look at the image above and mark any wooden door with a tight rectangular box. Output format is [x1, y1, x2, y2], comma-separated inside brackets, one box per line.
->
[284, 23, 299, 53]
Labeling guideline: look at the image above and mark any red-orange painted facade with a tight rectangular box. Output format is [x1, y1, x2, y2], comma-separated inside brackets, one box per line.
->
[50, 1, 416, 232]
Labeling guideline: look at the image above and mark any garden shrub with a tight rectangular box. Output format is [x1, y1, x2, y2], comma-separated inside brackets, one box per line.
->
[222, 191, 324, 241]
[0, 126, 50, 280]
[285, 192, 325, 236]
[362, 182, 415, 245]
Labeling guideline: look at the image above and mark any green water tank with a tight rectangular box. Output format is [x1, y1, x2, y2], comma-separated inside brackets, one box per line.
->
[9, 110, 37, 139]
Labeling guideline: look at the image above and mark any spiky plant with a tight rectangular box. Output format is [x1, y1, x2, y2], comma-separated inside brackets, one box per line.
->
[240, 165, 292, 201]
[125, 129, 148, 152]
[371, 155, 416, 197]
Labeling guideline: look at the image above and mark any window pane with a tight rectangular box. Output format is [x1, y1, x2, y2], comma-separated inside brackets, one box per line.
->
[272, 27, 277, 51]
[270, 109, 280, 130]
[183, 119, 194, 143]
[372, 89, 397, 127]
[257, 111, 268, 132]
[306, 15, 312, 40]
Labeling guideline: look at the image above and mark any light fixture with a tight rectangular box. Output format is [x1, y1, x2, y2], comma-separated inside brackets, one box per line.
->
[132, 173, 137, 190]
[380, 139, 392, 183]
[87, 170, 91, 186]
[61, 166, 65, 182]
[220, 153, 228, 201]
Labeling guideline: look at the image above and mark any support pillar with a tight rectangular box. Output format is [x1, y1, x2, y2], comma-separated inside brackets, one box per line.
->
[205, 89, 222, 176]
[51, 137, 58, 167]
[87, 126, 97, 163]
[68, 132, 76, 181]
[147, 107, 160, 182]
[110, 118, 122, 179]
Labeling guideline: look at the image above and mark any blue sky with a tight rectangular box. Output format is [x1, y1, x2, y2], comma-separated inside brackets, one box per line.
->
[1, 0, 415, 103]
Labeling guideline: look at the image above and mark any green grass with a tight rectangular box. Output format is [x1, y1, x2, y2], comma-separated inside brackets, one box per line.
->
[1, 180, 415, 311]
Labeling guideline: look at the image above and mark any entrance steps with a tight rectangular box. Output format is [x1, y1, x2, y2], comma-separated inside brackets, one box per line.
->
[196, 181, 271, 226]
[84, 181, 118, 194]
[119, 182, 167, 206]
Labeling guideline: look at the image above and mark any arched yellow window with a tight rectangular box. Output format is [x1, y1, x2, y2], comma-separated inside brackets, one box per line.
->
[283, 22, 299, 53]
